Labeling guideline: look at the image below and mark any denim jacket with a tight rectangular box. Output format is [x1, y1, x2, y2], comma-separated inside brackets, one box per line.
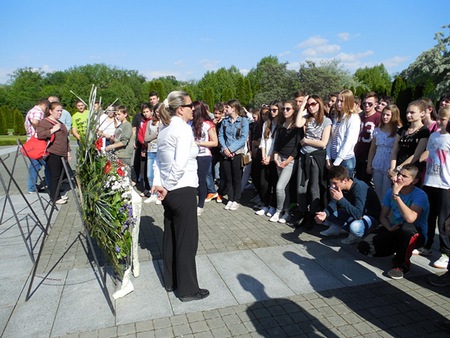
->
[218, 116, 249, 154]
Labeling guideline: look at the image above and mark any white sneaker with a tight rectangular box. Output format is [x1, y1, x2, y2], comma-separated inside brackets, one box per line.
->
[412, 247, 432, 256]
[224, 201, 233, 210]
[55, 198, 67, 205]
[269, 211, 281, 222]
[155, 199, 162, 205]
[433, 254, 449, 269]
[266, 207, 276, 217]
[320, 225, 343, 237]
[144, 195, 158, 204]
[341, 234, 361, 245]
[278, 212, 290, 224]
[255, 207, 268, 216]
[230, 201, 239, 211]
[197, 207, 203, 216]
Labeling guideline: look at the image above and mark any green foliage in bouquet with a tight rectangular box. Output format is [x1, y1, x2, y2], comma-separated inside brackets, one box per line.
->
[75, 86, 134, 276]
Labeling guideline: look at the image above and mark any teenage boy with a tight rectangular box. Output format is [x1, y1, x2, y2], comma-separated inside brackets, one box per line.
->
[315, 165, 381, 244]
[354, 92, 381, 185]
[72, 100, 89, 142]
[357, 164, 430, 280]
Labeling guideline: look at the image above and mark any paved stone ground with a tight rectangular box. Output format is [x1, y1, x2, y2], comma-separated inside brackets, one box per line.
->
[1, 145, 450, 337]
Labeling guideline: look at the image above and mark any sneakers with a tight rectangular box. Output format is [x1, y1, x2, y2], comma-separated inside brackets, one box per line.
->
[266, 207, 276, 217]
[433, 254, 449, 269]
[144, 195, 158, 204]
[320, 225, 344, 237]
[155, 200, 162, 205]
[197, 207, 203, 216]
[229, 201, 239, 211]
[388, 266, 410, 280]
[341, 234, 361, 245]
[269, 211, 281, 222]
[278, 213, 290, 224]
[28, 190, 35, 194]
[55, 198, 67, 205]
[429, 272, 450, 287]
[412, 247, 432, 256]
[216, 195, 223, 203]
[255, 207, 268, 216]
[224, 201, 233, 210]
[205, 193, 218, 202]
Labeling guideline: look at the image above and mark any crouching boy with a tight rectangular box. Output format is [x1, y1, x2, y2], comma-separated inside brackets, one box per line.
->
[357, 163, 429, 280]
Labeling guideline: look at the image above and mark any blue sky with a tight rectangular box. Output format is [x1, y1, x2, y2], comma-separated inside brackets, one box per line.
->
[1, 0, 449, 84]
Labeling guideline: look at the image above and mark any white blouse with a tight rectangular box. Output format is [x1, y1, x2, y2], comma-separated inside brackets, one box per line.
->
[153, 116, 199, 191]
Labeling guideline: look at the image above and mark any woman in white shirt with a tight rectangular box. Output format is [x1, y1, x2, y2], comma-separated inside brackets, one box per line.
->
[152, 91, 209, 302]
[326, 89, 360, 177]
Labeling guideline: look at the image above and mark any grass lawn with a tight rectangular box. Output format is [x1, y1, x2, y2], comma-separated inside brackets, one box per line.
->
[0, 134, 27, 146]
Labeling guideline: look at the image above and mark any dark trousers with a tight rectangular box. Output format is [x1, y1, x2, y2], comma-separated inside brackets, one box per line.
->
[423, 186, 450, 254]
[251, 150, 262, 196]
[197, 156, 211, 208]
[355, 157, 372, 186]
[46, 153, 64, 201]
[370, 223, 425, 268]
[222, 154, 243, 202]
[260, 161, 277, 208]
[162, 187, 199, 296]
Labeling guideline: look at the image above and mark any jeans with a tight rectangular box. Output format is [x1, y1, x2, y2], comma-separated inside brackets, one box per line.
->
[147, 151, 157, 188]
[27, 158, 49, 192]
[338, 157, 356, 177]
[326, 211, 376, 238]
[206, 162, 217, 194]
[372, 169, 391, 201]
[275, 158, 296, 213]
[197, 156, 211, 208]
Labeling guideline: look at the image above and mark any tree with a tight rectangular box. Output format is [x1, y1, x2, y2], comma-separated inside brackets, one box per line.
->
[4, 68, 45, 113]
[249, 56, 298, 106]
[221, 88, 234, 102]
[13, 109, 26, 136]
[202, 87, 215, 110]
[400, 25, 450, 100]
[298, 60, 363, 99]
[236, 76, 252, 107]
[354, 64, 391, 96]
[0, 110, 7, 135]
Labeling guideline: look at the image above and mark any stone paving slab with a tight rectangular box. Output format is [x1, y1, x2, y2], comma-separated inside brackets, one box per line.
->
[2, 145, 450, 337]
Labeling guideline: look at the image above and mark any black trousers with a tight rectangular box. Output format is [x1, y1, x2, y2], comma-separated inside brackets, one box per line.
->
[46, 153, 64, 201]
[222, 154, 243, 202]
[162, 187, 199, 296]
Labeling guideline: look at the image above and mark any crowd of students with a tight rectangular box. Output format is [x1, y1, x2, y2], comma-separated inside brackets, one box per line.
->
[24, 89, 450, 285]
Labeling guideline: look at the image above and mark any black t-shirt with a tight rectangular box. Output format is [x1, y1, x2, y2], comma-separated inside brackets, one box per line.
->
[396, 125, 430, 165]
[274, 126, 300, 158]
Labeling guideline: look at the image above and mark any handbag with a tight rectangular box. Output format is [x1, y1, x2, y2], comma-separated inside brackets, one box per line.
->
[21, 133, 55, 160]
[21, 118, 57, 160]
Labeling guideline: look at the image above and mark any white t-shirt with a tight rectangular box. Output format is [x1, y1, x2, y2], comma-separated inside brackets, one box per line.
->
[423, 131, 450, 189]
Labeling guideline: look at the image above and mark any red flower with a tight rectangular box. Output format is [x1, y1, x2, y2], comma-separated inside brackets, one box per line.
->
[95, 138, 103, 151]
[117, 167, 125, 177]
[104, 160, 112, 174]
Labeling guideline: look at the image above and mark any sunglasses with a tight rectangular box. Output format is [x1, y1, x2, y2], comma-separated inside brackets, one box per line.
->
[363, 102, 374, 107]
[307, 102, 318, 107]
[181, 103, 194, 109]
[270, 108, 278, 112]
[282, 107, 292, 112]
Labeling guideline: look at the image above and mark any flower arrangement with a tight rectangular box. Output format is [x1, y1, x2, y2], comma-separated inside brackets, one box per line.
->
[75, 86, 135, 276]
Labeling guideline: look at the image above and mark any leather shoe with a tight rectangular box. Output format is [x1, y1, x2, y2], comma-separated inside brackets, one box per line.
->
[179, 288, 209, 302]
